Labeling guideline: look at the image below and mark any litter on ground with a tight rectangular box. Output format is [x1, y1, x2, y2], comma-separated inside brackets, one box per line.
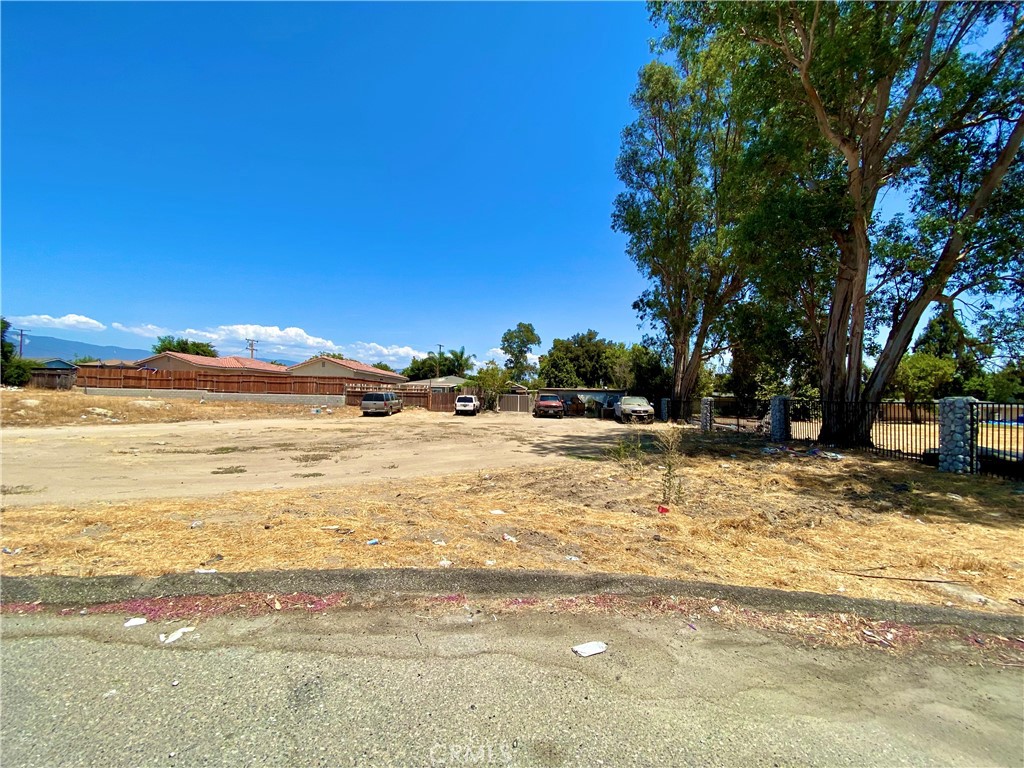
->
[762, 445, 844, 460]
[160, 626, 195, 644]
[572, 641, 608, 657]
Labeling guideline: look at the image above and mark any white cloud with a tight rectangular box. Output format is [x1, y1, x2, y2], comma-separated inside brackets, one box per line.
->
[9, 313, 106, 332]
[183, 324, 342, 350]
[112, 322, 170, 338]
[344, 342, 428, 364]
[110, 319, 430, 367]
[484, 347, 539, 366]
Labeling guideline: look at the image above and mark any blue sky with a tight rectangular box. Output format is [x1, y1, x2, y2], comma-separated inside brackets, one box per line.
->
[2, 2, 658, 366]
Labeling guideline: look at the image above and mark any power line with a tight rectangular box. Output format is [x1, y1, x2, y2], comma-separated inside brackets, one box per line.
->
[245, 339, 259, 359]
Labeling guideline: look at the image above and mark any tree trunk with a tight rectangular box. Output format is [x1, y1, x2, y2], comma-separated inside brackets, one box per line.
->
[670, 340, 687, 421]
[818, 228, 874, 446]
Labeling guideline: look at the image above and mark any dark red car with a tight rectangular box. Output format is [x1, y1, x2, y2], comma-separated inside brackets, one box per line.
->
[533, 394, 564, 419]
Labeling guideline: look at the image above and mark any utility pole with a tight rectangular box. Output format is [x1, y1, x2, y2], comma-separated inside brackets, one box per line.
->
[435, 344, 443, 379]
[14, 329, 28, 357]
[245, 339, 259, 359]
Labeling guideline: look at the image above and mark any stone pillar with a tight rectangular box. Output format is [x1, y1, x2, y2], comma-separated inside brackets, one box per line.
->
[700, 397, 714, 433]
[660, 398, 670, 422]
[939, 397, 977, 474]
[770, 396, 791, 443]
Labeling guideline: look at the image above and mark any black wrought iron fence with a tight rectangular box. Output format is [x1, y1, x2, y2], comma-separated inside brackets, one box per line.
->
[789, 400, 939, 462]
[973, 402, 1024, 480]
[789, 399, 822, 441]
[711, 396, 771, 435]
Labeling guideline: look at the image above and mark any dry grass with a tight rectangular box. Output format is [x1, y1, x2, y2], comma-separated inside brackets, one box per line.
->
[1, 387, 359, 427]
[2, 431, 1022, 613]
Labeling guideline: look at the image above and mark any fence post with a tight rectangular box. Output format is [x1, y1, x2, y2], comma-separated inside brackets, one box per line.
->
[700, 397, 714, 433]
[939, 396, 978, 474]
[769, 396, 791, 442]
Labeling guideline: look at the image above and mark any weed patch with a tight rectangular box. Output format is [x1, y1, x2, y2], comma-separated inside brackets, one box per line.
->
[292, 453, 331, 465]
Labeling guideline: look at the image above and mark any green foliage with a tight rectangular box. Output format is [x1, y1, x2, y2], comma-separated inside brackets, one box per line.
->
[372, 362, 395, 372]
[538, 351, 583, 388]
[71, 355, 100, 364]
[651, 1, 1024, 424]
[912, 311, 990, 397]
[607, 431, 647, 467]
[613, 55, 750, 407]
[725, 301, 819, 401]
[316, 352, 347, 360]
[153, 336, 217, 357]
[538, 330, 617, 388]
[985, 363, 1024, 403]
[629, 344, 672, 397]
[1, 357, 33, 386]
[500, 323, 541, 382]
[1, 318, 32, 386]
[892, 354, 957, 404]
[403, 348, 475, 380]
[468, 360, 512, 411]
[657, 428, 685, 506]
[603, 343, 633, 390]
[1, 318, 16, 364]
[445, 347, 476, 378]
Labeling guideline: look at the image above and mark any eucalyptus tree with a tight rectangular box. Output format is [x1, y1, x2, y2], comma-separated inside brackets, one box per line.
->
[653, 1, 1023, 443]
[613, 58, 751, 415]
[500, 322, 541, 382]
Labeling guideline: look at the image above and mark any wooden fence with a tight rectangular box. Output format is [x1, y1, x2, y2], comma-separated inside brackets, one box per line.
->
[29, 369, 78, 390]
[75, 369, 534, 413]
[78, 368, 405, 397]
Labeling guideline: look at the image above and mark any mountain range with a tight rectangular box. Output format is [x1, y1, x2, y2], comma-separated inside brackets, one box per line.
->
[16, 335, 298, 367]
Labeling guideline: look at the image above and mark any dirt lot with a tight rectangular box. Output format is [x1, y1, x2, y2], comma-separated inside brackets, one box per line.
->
[2, 404, 611, 505]
[2, 389, 1023, 614]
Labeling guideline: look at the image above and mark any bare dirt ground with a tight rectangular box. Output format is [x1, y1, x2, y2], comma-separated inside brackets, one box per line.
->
[2, 389, 1023, 614]
[1, 406, 608, 505]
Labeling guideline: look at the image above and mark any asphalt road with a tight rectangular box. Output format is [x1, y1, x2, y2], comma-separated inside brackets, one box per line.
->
[2, 606, 1021, 767]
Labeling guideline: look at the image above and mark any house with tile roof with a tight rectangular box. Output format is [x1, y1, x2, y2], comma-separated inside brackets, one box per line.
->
[287, 355, 408, 385]
[134, 352, 290, 374]
[400, 375, 467, 392]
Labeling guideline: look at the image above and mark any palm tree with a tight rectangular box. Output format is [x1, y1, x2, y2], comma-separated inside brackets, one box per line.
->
[446, 346, 476, 378]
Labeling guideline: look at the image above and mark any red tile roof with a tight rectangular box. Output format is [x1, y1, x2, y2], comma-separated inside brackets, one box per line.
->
[138, 352, 289, 373]
[288, 356, 408, 381]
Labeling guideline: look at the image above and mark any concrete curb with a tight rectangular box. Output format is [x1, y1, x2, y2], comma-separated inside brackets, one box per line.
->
[3, 568, 1022, 635]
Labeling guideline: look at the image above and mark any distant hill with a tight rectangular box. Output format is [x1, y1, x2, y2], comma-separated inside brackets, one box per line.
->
[17, 335, 297, 366]
[19, 335, 151, 363]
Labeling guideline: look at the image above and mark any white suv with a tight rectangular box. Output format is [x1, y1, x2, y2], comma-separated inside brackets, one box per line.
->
[454, 395, 481, 416]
